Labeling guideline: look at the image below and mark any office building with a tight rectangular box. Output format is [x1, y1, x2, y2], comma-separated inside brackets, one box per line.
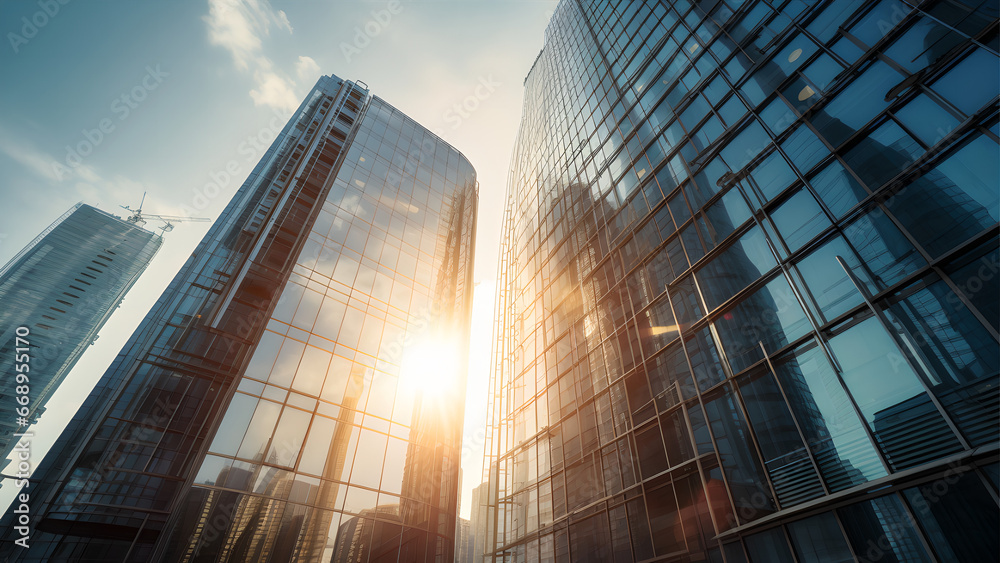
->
[0, 74, 477, 562]
[0, 203, 161, 468]
[484, 0, 998, 561]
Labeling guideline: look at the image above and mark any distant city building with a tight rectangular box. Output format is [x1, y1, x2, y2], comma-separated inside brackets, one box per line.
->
[468, 479, 491, 563]
[0, 203, 161, 469]
[454, 517, 474, 563]
[0, 74, 477, 562]
[484, 0, 998, 561]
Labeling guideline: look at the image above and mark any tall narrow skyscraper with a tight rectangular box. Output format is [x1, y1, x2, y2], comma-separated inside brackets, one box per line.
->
[1, 74, 477, 562]
[485, 1, 998, 561]
[0, 203, 161, 468]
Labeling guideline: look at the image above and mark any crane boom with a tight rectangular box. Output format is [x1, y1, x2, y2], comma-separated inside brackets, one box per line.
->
[120, 192, 210, 233]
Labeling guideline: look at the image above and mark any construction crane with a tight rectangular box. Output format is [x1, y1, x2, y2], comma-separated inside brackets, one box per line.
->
[121, 192, 211, 233]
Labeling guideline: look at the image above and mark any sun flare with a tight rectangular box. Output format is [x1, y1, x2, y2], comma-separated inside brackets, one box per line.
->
[399, 337, 462, 397]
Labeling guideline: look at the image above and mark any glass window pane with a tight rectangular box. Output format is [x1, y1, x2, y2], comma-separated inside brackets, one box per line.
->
[749, 151, 797, 204]
[843, 119, 924, 191]
[931, 48, 1000, 115]
[810, 61, 902, 147]
[838, 495, 933, 563]
[721, 121, 772, 170]
[903, 468, 1000, 561]
[744, 527, 795, 563]
[771, 189, 831, 252]
[943, 239, 1000, 329]
[842, 209, 926, 289]
[703, 187, 752, 243]
[787, 512, 854, 563]
[884, 279, 999, 446]
[773, 344, 887, 489]
[829, 317, 963, 469]
[808, 160, 868, 218]
[794, 235, 866, 322]
[698, 226, 777, 310]
[704, 387, 776, 523]
[739, 370, 823, 506]
[645, 483, 684, 555]
[686, 327, 727, 392]
[715, 275, 810, 374]
[781, 125, 829, 173]
[894, 95, 960, 147]
[886, 134, 999, 257]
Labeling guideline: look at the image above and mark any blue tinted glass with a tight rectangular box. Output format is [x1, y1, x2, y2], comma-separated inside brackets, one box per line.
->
[670, 275, 703, 326]
[844, 119, 923, 190]
[681, 223, 706, 263]
[884, 280, 999, 446]
[806, 0, 865, 42]
[794, 235, 867, 322]
[686, 327, 726, 391]
[781, 125, 829, 173]
[830, 36, 866, 63]
[842, 210, 926, 289]
[849, 0, 910, 45]
[829, 316, 963, 469]
[750, 151, 797, 203]
[647, 342, 696, 409]
[885, 16, 964, 73]
[894, 95, 959, 147]
[666, 236, 690, 276]
[739, 371, 816, 491]
[704, 74, 729, 105]
[886, 134, 999, 257]
[715, 275, 810, 373]
[809, 160, 868, 218]
[668, 189, 692, 224]
[744, 527, 795, 563]
[718, 95, 748, 126]
[802, 53, 844, 91]
[698, 226, 776, 310]
[903, 471, 1000, 562]
[771, 189, 831, 252]
[774, 34, 820, 74]
[704, 387, 777, 522]
[839, 496, 932, 563]
[782, 76, 822, 113]
[760, 97, 796, 135]
[787, 512, 854, 563]
[944, 240, 1000, 329]
[703, 188, 751, 242]
[931, 48, 1000, 116]
[810, 61, 902, 147]
[773, 344, 887, 488]
[721, 121, 772, 170]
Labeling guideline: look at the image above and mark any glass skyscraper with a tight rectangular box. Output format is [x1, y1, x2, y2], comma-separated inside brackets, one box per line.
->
[0, 74, 477, 562]
[0, 203, 161, 470]
[484, 1, 998, 561]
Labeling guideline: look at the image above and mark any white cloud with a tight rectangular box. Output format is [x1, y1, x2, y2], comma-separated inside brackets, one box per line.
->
[295, 55, 321, 82]
[249, 69, 299, 113]
[0, 135, 64, 183]
[0, 131, 168, 213]
[203, 0, 315, 113]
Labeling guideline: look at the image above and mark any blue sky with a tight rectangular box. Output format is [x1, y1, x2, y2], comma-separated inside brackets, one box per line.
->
[0, 0, 557, 518]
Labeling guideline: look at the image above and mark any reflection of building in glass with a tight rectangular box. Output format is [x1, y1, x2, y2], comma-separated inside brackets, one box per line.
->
[0, 74, 477, 562]
[484, 1, 998, 561]
[0, 203, 161, 470]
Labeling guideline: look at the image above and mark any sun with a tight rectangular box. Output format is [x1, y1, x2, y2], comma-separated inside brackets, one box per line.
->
[398, 337, 462, 397]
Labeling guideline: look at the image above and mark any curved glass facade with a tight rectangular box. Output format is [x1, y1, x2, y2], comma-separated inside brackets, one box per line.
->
[0, 75, 477, 562]
[484, 1, 998, 561]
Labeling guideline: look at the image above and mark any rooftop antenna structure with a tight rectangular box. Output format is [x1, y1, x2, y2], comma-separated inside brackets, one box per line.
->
[121, 192, 211, 233]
